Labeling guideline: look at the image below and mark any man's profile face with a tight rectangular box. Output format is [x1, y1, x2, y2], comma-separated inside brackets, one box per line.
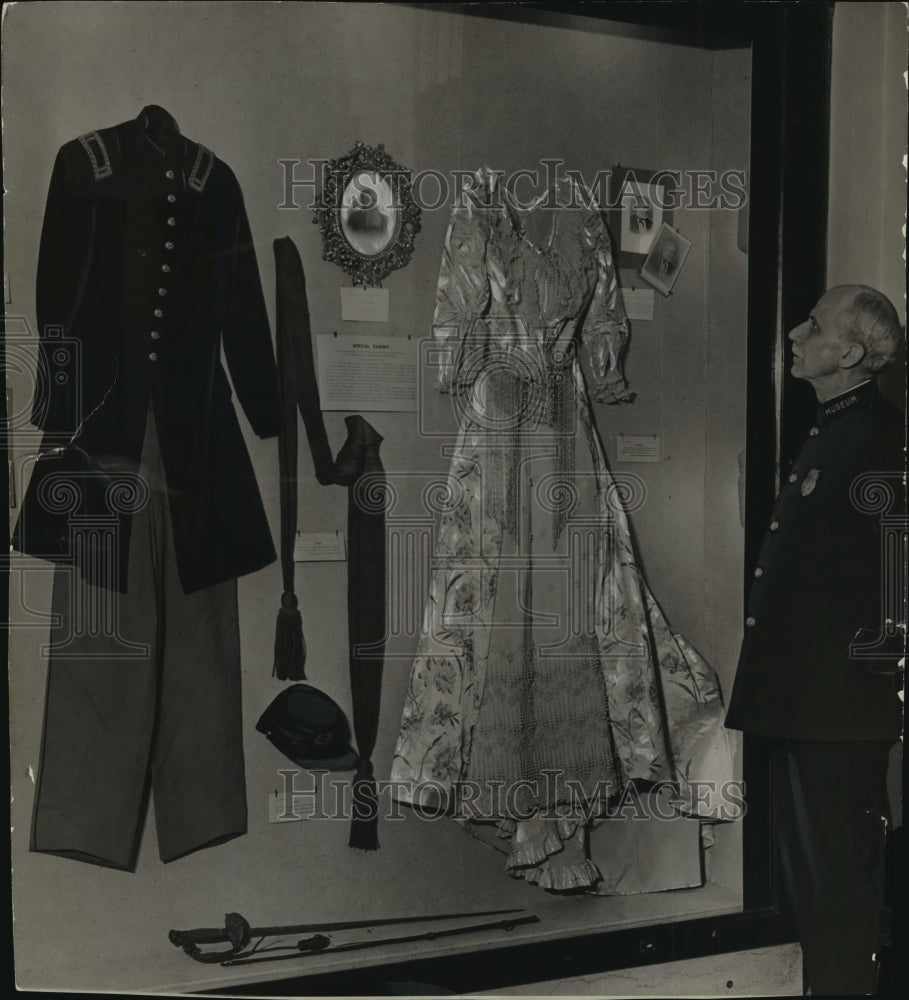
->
[788, 287, 856, 385]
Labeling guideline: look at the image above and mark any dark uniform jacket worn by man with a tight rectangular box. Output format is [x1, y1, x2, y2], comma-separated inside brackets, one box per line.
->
[12, 105, 281, 593]
[726, 379, 904, 741]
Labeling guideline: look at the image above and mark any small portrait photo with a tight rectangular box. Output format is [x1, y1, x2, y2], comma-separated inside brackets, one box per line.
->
[639, 223, 692, 296]
[628, 199, 654, 235]
[609, 167, 676, 267]
[619, 180, 663, 256]
[341, 170, 399, 257]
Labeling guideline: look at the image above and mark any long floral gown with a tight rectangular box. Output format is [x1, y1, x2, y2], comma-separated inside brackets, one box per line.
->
[391, 168, 733, 891]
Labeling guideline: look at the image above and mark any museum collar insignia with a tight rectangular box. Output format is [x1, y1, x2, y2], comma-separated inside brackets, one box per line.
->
[817, 380, 876, 426]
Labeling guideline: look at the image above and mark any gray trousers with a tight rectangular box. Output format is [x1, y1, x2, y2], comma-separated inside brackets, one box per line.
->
[771, 740, 891, 996]
[30, 407, 247, 870]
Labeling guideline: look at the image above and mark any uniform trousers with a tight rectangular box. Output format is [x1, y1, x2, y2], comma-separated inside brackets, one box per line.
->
[770, 740, 892, 996]
[30, 406, 247, 870]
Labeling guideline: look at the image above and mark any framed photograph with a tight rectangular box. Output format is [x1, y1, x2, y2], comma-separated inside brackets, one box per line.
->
[640, 222, 692, 296]
[314, 141, 422, 287]
[610, 166, 675, 266]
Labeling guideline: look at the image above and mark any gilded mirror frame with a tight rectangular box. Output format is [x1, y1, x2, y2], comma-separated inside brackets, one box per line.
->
[313, 141, 422, 287]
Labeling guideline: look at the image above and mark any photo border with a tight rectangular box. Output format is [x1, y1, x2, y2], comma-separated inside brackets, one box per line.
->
[609, 166, 676, 267]
[639, 222, 692, 296]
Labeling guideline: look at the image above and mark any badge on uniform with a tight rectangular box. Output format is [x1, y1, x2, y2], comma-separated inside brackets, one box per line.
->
[800, 468, 821, 496]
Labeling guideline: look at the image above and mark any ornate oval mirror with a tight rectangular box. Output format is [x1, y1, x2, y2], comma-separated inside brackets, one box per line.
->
[314, 142, 422, 287]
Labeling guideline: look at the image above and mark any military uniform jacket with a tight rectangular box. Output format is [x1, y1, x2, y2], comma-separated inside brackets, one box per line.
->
[12, 106, 281, 594]
[725, 380, 904, 741]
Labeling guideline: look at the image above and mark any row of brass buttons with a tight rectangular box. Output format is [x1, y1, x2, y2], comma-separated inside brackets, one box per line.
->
[746, 425, 820, 627]
[150, 168, 177, 363]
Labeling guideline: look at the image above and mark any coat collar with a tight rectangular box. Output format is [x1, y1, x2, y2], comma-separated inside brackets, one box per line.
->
[130, 105, 181, 160]
[816, 379, 877, 427]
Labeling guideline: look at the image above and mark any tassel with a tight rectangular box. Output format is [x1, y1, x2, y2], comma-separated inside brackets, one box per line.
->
[349, 759, 380, 850]
[273, 591, 306, 680]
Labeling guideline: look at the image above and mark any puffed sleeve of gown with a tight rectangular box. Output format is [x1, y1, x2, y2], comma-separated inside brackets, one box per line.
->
[431, 174, 492, 394]
[579, 207, 633, 404]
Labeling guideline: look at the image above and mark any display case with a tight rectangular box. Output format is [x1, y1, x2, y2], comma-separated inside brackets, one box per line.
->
[3, 2, 833, 994]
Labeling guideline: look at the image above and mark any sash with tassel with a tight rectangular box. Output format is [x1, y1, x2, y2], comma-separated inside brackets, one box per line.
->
[273, 235, 385, 850]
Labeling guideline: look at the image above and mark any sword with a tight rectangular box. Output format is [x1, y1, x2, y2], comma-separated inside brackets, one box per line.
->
[221, 914, 541, 967]
[168, 908, 526, 964]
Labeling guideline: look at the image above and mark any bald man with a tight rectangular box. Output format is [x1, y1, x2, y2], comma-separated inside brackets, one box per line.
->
[726, 285, 905, 995]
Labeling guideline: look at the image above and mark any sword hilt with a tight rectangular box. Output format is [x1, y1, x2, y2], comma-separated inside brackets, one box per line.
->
[168, 913, 252, 963]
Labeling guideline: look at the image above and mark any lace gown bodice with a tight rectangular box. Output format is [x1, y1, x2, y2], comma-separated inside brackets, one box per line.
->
[432, 168, 632, 407]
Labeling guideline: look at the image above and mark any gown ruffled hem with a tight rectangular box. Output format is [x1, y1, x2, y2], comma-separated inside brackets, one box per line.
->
[519, 857, 601, 891]
[461, 814, 603, 891]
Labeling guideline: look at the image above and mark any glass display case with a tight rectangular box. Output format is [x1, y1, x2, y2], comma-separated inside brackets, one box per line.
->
[3, 2, 834, 993]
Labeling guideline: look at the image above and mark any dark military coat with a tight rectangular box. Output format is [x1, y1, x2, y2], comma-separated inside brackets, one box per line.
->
[12, 106, 281, 593]
[726, 379, 904, 741]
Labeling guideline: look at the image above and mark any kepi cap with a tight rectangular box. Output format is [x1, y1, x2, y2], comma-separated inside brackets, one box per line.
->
[256, 684, 358, 771]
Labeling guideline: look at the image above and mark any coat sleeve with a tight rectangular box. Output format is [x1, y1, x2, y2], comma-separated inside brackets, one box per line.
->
[579, 208, 633, 404]
[32, 143, 94, 434]
[431, 179, 492, 394]
[217, 163, 282, 439]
